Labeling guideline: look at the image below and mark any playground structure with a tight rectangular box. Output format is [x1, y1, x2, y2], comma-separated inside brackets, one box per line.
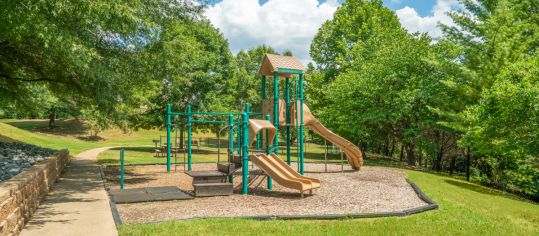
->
[164, 54, 364, 196]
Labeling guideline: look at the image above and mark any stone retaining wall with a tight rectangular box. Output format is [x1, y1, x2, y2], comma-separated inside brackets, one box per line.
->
[0, 150, 69, 236]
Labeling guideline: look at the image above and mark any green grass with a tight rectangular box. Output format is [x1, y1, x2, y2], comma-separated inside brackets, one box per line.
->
[118, 170, 539, 236]
[1, 120, 538, 235]
[96, 141, 350, 165]
[1, 119, 165, 155]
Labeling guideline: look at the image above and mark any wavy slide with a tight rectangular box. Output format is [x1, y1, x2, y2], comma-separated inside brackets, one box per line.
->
[302, 105, 364, 170]
[250, 153, 320, 197]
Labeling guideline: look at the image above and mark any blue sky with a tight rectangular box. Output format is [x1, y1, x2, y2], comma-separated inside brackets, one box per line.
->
[205, 0, 458, 63]
[256, 0, 438, 16]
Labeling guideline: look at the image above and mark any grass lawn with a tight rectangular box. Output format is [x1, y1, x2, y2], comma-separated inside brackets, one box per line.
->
[0, 119, 210, 155]
[118, 170, 539, 236]
[1, 120, 538, 235]
[96, 141, 350, 165]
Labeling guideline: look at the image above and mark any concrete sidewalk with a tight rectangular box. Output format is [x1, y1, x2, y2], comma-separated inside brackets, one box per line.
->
[21, 147, 118, 236]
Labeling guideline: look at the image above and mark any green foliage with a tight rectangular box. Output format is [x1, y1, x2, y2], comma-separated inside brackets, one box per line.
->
[80, 106, 113, 137]
[461, 56, 539, 197]
[439, 0, 539, 198]
[135, 18, 235, 128]
[310, 0, 402, 80]
[0, 0, 207, 127]
[228, 45, 277, 110]
[309, 0, 450, 165]
[309, 0, 538, 198]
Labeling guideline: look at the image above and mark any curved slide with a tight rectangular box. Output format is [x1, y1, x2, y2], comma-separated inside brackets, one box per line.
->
[250, 153, 320, 197]
[302, 105, 364, 170]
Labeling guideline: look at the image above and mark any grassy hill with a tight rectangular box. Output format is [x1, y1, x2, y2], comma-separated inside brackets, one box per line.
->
[1, 120, 538, 235]
[0, 119, 166, 155]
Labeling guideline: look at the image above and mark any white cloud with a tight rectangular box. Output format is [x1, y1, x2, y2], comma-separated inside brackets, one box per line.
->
[205, 0, 339, 64]
[395, 0, 460, 39]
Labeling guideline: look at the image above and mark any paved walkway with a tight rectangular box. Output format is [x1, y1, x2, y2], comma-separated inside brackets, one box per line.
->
[21, 147, 118, 236]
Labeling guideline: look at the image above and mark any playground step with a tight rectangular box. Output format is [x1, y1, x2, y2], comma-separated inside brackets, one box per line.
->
[217, 162, 237, 174]
[186, 170, 228, 184]
[193, 182, 234, 197]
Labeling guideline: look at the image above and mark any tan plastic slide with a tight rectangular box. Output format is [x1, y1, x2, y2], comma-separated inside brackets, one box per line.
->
[250, 153, 320, 197]
[302, 104, 364, 170]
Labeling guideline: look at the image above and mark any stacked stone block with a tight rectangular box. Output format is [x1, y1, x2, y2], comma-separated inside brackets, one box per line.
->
[0, 150, 69, 236]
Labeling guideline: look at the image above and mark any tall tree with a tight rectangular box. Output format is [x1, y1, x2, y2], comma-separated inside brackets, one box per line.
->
[309, 0, 450, 165]
[438, 0, 539, 198]
[0, 0, 203, 128]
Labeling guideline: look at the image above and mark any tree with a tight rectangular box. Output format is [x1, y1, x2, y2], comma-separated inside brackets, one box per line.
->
[310, 0, 402, 81]
[135, 18, 235, 129]
[309, 0, 450, 165]
[0, 0, 203, 128]
[438, 0, 539, 198]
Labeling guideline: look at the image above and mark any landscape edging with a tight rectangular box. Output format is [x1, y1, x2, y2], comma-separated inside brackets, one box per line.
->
[100, 163, 438, 224]
[0, 150, 70, 236]
[98, 166, 123, 226]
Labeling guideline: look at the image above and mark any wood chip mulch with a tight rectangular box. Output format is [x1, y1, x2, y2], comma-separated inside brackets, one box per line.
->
[105, 163, 427, 224]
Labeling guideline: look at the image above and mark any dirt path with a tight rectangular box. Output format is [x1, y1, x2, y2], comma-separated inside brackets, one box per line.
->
[21, 147, 118, 236]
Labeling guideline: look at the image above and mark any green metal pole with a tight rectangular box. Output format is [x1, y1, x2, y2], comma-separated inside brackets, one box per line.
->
[265, 114, 273, 190]
[241, 112, 249, 195]
[256, 132, 261, 150]
[299, 73, 305, 175]
[259, 75, 266, 151]
[262, 75, 266, 100]
[166, 103, 171, 172]
[245, 103, 250, 115]
[187, 104, 192, 171]
[273, 72, 279, 155]
[228, 114, 234, 183]
[294, 80, 301, 172]
[285, 77, 291, 165]
[120, 147, 125, 190]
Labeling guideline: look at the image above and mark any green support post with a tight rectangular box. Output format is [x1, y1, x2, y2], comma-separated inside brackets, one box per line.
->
[245, 103, 250, 115]
[256, 132, 261, 150]
[266, 114, 272, 190]
[273, 72, 279, 155]
[260, 75, 266, 152]
[237, 120, 241, 158]
[241, 112, 249, 195]
[294, 80, 301, 172]
[187, 104, 192, 171]
[166, 103, 171, 172]
[228, 115, 234, 183]
[299, 73, 305, 175]
[120, 147, 125, 190]
[285, 77, 291, 165]
[262, 75, 266, 99]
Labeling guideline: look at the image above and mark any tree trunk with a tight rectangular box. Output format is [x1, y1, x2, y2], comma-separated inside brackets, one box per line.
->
[404, 142, 416, 166]
[399, 144, 404, 163]
[360, 148, 367, 160]
[434, 131, 445, 171]
[48, 112, 55, 129]
[383, 137, 390, 156]
[389, 139, 395, 157]
[418, 148, 423, 167]
[466, 148, 471, 181]
[449, 155, 456, 175]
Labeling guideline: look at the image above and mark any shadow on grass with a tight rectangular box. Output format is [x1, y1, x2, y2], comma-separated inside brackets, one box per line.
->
[444, 179, 526, 201]
[77, 135, 105, 141]
[7, 119, 88, 136]
[108, 146, 154, 152]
